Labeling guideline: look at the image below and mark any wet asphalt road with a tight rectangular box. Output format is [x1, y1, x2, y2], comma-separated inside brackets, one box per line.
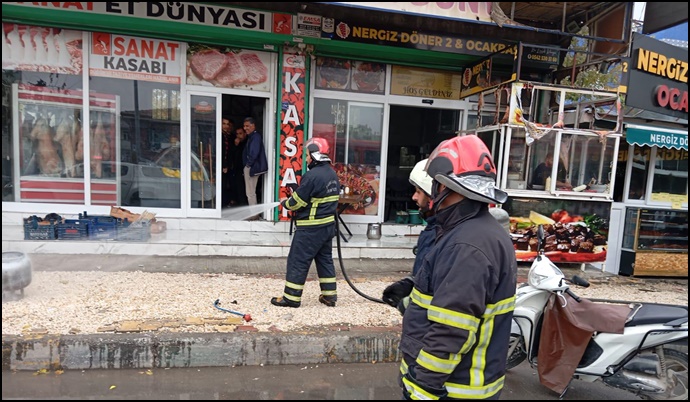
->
[2, 361, 642, 400]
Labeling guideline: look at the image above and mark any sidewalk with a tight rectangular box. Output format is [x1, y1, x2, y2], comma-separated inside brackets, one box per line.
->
[2, 253, 687, 372]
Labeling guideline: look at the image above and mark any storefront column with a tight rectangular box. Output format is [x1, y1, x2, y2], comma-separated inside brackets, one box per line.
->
[277, 48, 307, 221]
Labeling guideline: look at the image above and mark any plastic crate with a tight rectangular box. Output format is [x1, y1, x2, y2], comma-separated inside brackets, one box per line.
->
[57, 219, 91, 240]
[88, 219, 121, 240]
[23, 216, 58, 240]
[78, 211, 122, 240]
[117, 221, 151, 242]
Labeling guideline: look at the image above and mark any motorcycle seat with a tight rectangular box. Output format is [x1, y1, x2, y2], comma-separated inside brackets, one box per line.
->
[626, 303, 688, 327]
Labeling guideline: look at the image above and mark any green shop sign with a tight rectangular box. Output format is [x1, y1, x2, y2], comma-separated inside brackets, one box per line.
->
[626, 125, 688, 150]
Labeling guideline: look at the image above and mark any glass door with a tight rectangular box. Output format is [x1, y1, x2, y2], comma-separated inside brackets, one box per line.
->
[187, 92, 221, 216]
[312, 99, 385, 221]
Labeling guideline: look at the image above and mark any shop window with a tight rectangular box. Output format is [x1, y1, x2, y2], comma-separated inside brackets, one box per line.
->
[313, 98, 383, 216]
[559, 134, 616, 194]
[506, 128, 528, 190]
[89, 77, 182, 207]
[6, 74, 86, 205]
[525, 131, 558, 190]
[651, 148, 688, 204]
[627, 145, 651, 201]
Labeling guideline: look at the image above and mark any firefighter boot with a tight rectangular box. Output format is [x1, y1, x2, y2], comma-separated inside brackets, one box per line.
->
[270, 296, 300, 308]
[318, 295, 337, 307]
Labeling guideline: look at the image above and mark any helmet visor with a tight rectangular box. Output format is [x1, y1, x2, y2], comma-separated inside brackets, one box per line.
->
[437, 174, 508, 204]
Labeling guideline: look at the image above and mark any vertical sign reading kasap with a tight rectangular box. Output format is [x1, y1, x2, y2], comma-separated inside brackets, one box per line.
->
[278, 50, 306, 221]
[90, 33, 181, 84]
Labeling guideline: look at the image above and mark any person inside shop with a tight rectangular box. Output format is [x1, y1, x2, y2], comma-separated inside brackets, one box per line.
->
[229, 125, 248, 206]
[270, 137, 340, 308]
[388, 135, 517, 400]
[221, 117, 235, 208]
[531, 152, 572, 190]
[242, 117, 268, 219]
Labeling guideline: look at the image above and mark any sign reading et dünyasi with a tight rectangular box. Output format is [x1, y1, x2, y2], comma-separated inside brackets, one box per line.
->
[6, 2, 272, 32]
[626, 125, 688, 151]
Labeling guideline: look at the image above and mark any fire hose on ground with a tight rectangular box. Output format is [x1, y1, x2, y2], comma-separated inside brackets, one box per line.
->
[334, 210, 386, 304]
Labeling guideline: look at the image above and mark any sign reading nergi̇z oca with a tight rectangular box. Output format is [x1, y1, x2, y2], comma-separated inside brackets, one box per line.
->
[89, 33, 182, 84]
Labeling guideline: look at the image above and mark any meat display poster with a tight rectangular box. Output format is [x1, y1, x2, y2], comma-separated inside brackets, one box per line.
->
[186, 44, 271, 92]
[90, 33, 182, 84]
[316, 57, 386, 94]
[502, 197, 612, 263]
[2, 23, 83, 75]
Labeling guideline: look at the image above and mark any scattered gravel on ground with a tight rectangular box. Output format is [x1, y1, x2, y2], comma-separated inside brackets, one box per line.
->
[1, 271, 687, 336]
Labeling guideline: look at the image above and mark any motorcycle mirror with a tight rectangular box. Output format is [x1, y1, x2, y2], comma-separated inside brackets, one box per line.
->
[571, 275, 590, 288]
[537, 225, 544, 252]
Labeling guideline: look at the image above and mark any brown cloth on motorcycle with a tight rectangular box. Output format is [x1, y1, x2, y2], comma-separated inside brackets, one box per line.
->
[537, 292, 632, 395]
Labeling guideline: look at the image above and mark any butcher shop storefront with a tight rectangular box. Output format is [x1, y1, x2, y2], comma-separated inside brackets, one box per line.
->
[2, 2, 287, 222]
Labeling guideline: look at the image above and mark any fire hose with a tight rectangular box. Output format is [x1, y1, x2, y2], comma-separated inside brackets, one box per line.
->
[213, 210, 386, 321]
[334, 211, 386, 304]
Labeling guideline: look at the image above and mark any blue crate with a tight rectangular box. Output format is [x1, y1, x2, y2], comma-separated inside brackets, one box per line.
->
[57, 219, 90, 240]
[89, 220, 120, 240]
[23, 216, 58, 240]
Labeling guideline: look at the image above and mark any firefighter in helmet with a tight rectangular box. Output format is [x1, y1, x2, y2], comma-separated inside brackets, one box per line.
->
[382, 158, 436, 314]
[271, 137, 341, 308]
[396, 135, 517, 400]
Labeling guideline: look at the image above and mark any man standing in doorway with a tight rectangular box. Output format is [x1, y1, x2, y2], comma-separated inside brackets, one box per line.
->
[230, 125, 248, 206]
[242, 117, 268, 219]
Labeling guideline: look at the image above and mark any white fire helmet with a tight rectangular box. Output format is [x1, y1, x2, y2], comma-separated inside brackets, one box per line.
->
[409, 159, 433, 196]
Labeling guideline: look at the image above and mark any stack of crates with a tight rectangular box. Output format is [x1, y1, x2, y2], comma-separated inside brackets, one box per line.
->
[23, 215, 60, 240]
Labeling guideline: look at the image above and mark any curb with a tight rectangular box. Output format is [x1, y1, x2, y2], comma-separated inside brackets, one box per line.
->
[1, 327, 402, 372]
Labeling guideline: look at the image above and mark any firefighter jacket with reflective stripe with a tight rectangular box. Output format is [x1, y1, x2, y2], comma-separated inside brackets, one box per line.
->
[399, 199, 517, 400]
[281, 162, 340, 228]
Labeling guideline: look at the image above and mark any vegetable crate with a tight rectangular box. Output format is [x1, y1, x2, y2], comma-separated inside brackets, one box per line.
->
[23, 216, 59, 240]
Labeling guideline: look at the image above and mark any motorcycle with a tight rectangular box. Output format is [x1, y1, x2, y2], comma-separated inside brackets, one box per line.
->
[507, 225, 688, 400]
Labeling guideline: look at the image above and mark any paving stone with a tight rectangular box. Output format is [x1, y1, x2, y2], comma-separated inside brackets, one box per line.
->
[183, 317, 204, 326]
[140, 321, 163, 331]
[96, 325, 117, 332]
[235, 325, 259, 332]
[117, 321, 142, 332]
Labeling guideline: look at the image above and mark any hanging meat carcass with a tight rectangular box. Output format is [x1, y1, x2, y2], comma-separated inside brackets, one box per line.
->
[90, 111, 110, 178]
[54, 110, 76, 177]
[29, 115, 62, 175]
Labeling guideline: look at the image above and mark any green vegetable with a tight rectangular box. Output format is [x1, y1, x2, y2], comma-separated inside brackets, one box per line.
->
[583, 214, 607, 234]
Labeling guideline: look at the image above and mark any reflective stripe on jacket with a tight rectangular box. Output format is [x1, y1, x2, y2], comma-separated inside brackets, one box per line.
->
[400, 200, 517, 400]
[282, 163, 340, 228]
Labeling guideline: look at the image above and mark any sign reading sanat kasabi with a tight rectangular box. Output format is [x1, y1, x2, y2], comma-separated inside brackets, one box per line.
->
[90, 33, 181, 84]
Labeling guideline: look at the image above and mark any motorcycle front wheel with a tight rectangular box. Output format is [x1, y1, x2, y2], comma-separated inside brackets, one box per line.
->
[506, 334, 527, 370]
[641, 348, 688, 400]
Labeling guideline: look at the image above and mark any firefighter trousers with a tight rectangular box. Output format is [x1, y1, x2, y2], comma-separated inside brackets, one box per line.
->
[281, 224, 337, 303]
